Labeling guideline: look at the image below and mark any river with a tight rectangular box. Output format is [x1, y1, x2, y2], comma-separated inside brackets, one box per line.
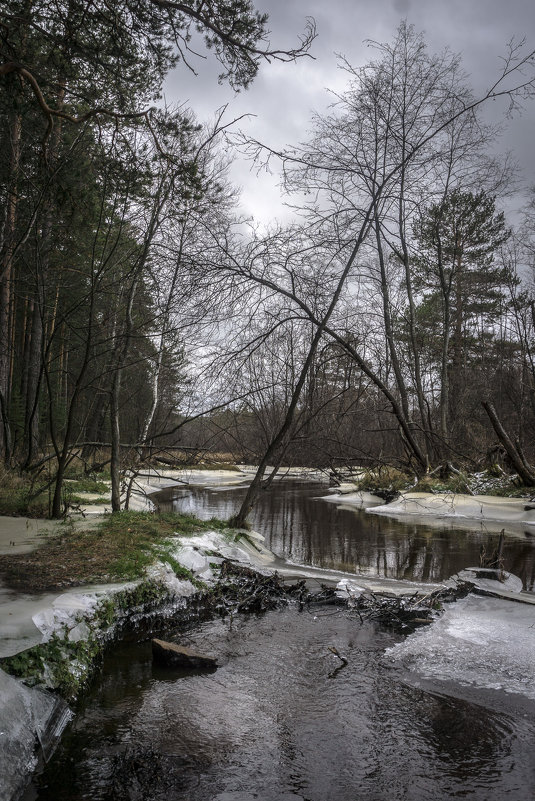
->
[157, 479, 535, 589]
[21, 479, 535, 800]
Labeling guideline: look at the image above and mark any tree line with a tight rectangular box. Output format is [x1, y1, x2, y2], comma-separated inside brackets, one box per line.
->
[2, 6, 535, 520]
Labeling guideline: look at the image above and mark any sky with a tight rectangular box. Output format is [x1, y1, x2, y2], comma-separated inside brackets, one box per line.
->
[164, 0, 535, 225]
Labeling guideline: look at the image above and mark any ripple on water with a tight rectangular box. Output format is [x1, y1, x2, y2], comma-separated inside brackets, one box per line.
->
[26, 605, 535, 801]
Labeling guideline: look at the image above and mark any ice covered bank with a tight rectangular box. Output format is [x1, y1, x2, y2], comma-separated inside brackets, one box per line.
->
[319, 489, 535, 527]
[0, 527, 270, 801]
[367, 492, 535, 527]
[387, 593, 535, 701]
[319, 489, 384, 510]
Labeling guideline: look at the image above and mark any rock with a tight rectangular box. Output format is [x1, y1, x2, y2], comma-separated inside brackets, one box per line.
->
[151, 638, 217, 669]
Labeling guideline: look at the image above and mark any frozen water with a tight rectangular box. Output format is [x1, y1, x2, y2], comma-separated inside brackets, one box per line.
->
[449, 567, 524, 594]
[0, 668, 71, 801]
[387, 595, 535, 699]
[368, 491, 535, 527]
[318, 490, 384, 509]
[0, 516, 57, 555]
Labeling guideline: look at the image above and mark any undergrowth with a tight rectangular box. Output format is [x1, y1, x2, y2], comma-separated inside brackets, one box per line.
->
[0, 510, 229, 590]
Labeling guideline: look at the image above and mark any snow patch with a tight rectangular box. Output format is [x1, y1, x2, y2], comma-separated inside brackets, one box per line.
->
[387, 595, 535, 699]
[368, 492, 535, 525]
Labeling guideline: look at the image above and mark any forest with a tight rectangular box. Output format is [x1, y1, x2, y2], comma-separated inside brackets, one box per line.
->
[2, 1, 535, 520]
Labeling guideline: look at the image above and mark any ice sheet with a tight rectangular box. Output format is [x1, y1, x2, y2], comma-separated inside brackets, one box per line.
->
[0, 668, 71, 801]
[387, 594, 535, 699]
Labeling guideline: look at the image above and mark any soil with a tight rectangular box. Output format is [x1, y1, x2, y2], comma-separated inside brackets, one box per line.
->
[0, 534, 126, 592]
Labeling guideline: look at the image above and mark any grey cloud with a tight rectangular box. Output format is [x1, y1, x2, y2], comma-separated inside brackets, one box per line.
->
[164, 0, 535, 222]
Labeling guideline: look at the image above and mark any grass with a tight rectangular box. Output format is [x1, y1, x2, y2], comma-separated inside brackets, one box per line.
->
[63, 476, 110, 493]
[0, 467, 112, 518]
[413, 471, 535, 497]
[353, 467, 411, 499]
[413, 473, 474, 495]
[351, 465, 535, 499]
[0, 485, 50, 517]
[0, 510, 229, 591]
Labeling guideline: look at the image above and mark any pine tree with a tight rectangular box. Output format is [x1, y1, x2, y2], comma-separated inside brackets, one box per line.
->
[412, 190, 512, 444]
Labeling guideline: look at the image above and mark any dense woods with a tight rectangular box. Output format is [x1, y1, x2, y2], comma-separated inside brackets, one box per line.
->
[2, 4, 535, 518]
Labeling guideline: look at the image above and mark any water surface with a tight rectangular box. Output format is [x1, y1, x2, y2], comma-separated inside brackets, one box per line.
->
[25, 608, 535, 801]
[158, 480, 535, 590]
[22, 479, 535, 800]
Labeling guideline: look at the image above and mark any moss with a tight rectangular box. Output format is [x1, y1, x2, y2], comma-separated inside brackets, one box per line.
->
[121, 580, 169, 609]
[94, 597, 116, 627]
[0, 579, 175, 701]
[0, 630, 102, 701]
[157, 551, 195, 582]
[234, 530, 262, 551]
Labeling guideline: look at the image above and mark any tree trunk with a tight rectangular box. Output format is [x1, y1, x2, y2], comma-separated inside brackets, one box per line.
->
[482, 400, 535, 485]
[0, 110, 22, 462]
[229, 331, 321, 528]
[110, 368, 122, 512]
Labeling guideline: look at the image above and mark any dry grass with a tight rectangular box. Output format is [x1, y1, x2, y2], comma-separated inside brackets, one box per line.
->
[0, 510, 226, 592]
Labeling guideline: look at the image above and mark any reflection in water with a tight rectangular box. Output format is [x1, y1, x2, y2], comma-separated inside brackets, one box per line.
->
[25, 481, 535, 801]
[27, 609, 535, 801]
[158, 480, 535, 588]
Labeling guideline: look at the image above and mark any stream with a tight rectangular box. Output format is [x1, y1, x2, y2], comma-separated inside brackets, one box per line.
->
[157, 479, 535, 589]
[22, 479, 535, 800]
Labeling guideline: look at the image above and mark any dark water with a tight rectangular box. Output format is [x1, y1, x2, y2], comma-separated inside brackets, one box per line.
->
[24, 480, 535, 800]
[25, 609, 535, 801]
[158, 480, 535, 590]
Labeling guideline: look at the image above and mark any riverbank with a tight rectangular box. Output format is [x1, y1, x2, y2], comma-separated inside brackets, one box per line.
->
[0, 520, 276, 801]
[319, 488, 535, 531]
[2, 471, 535, 800]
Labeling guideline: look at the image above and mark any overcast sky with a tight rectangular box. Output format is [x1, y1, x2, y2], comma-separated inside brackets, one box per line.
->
[164, 0, 535, 225]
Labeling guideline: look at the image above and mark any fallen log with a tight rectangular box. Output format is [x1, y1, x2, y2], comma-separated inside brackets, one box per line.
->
[151, 639, 218, 669]
[482, 401, 535, 485]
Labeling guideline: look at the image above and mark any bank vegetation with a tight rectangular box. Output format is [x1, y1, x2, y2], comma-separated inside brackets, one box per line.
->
[2, 6, 535, 522]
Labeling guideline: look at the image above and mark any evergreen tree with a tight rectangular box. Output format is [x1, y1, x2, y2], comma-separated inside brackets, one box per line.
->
[412, 189, 512, 444]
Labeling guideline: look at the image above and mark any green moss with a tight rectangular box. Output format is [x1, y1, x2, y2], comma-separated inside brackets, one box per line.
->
[157, 552, 194, 581]
[94, 598, 116, 627]
[234, 530, 261, 551]
[0, 630, 101, 700]
[0, 579, 174, 701]
[112, 579, 168, 611]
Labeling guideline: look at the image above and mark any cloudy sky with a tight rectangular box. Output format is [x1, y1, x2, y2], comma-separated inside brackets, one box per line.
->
[165, 0, 535, 224]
